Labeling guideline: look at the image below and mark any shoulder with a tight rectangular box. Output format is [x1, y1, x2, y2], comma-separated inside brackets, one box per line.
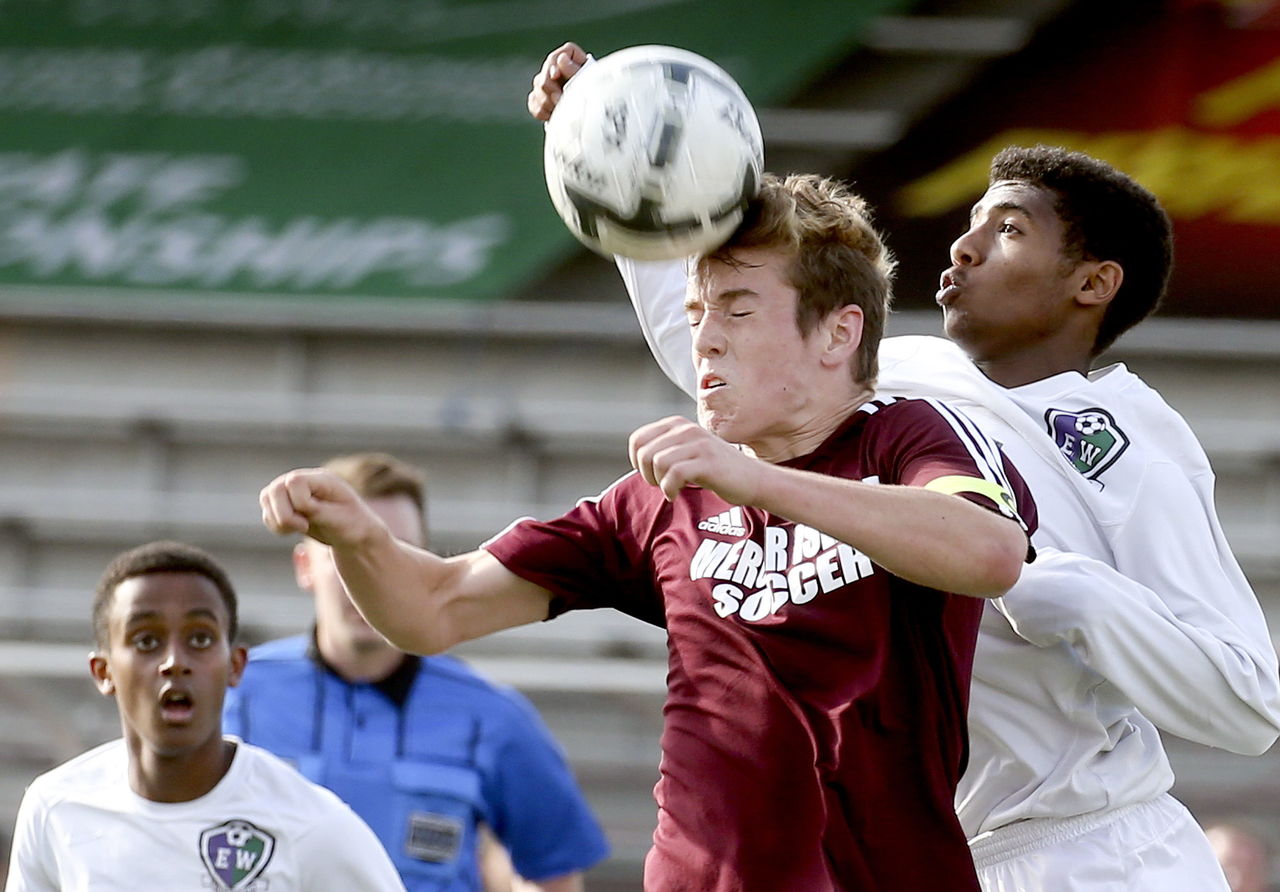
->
[233, 745, 399, 879]
[859, 395, 975, 437]
[1091, 364, 1186, 424]
[585, 469, 658, 511]
[238, 635, 314, 687]
[246, 634, 310, 662]
[416, 656, 538, 721]
[410, 657, 561, 751]
[417, 652, 490, 687]
[1082, 364, 1203, 461]
[24, 739, 125, 805]
[233, 742, 352, 814]
[879, 334, 965, 366]
[485, 469, 666, 551]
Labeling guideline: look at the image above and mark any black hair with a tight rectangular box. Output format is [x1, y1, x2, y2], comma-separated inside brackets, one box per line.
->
[92, 541, 238, 648]
[990, 145, 1173, 355]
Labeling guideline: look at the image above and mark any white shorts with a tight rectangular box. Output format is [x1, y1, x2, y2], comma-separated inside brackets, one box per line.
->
[969, 794, 1229, 892]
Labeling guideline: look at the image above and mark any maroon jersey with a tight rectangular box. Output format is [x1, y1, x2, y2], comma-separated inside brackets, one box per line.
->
[485, 397, 1036, 892]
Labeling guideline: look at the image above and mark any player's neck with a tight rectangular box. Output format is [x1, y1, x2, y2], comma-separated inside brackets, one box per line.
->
[973, 343, 1093, 389]
[963, 316, 1100, 388]
[128, 734, 236, 803]
[749, 384, 874, 463]
[318, 634, 405, 683]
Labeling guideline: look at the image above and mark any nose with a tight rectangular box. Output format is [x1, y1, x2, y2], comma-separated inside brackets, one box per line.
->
[159, 646, 191, 677]
[950, 226, 980, 267]
[692, 314, 725, 359]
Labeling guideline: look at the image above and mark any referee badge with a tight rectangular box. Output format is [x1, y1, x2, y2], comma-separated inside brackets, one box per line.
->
[199, 819, 276, 891]
[1045, 407, 1129, 482]
[405, 811, 464, 863]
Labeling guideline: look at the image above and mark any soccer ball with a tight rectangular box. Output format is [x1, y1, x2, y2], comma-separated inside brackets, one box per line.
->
[1076, 413, 1109, 436]
[543, 44, 764, 261]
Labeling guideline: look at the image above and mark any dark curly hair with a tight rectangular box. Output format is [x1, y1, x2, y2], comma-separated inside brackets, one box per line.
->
[989, 145, 1173, 355]
[93, 540, 238, 648]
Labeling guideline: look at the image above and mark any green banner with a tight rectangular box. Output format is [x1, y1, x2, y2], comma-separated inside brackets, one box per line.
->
[0, 0, 904, 302]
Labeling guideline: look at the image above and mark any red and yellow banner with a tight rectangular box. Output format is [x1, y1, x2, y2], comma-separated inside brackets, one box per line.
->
[878, 1, 1280, 319]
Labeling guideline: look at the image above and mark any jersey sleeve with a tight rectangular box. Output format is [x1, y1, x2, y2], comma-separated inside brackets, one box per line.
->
[996, 460, 1280, 754]
[483, 475, 665, 625]
[5, 783, 60, 892]
[481, 692, 610, 880]
[295, 797, 406, 891]
[867, 399, 1037, 543]
[1106, 460, 1280, 751]
[615, 255, 697, 398]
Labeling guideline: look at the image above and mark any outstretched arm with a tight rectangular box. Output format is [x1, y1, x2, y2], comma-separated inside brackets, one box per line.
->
[528, 41, 697, 398]
[997, 455, 1280, 754]
[260, 468, 553, 654]
[616, 256, 698, 397]
[999, 545, 1280, 754]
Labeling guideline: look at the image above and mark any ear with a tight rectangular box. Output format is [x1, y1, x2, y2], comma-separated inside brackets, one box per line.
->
[821, 304, 865, 369]
[292, 541, 313, 591]
[89, 652, 115, 697]
[227, 644, 249, 688]
[1076, 259, 1123, 309]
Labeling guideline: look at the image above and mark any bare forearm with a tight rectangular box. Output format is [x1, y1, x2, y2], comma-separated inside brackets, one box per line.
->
[328, 524, 459, 652]
[752, 464, 1026, 597]
[331, 530, 551, 653]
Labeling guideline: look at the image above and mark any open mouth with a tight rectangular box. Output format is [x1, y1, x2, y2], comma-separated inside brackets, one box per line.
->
[159, 688, 195, 723]
[700, 374, 727, 392]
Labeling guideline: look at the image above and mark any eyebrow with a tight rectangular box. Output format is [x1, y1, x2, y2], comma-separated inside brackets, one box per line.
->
[123, 608, 222, 627]
[970, 200, 1034, 224]
[683, 288, 758, 311]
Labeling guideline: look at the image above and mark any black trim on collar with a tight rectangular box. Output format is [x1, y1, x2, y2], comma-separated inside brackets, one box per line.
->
[306, 627, 421, 708]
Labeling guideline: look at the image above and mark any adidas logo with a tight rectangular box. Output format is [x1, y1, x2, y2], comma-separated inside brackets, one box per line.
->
[697, 506, 747, 537]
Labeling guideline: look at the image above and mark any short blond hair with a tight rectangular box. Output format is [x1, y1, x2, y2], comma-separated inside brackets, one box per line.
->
[697, 173, 895, 385]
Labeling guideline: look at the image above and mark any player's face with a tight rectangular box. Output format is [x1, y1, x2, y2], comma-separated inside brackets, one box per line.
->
[299, 494, 424, 656]
[687, 249, 833, 457]
[91, 572, 245, 760]
[937, 180, 1084, 363]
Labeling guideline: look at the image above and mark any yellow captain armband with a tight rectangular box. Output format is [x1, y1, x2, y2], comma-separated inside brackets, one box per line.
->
[924, 475, 1018, 515]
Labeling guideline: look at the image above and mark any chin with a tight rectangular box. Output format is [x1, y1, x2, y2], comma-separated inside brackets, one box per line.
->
[697, 409, 736, 441]
[942, 320, 982, 359]
[149, 727, 215, 758]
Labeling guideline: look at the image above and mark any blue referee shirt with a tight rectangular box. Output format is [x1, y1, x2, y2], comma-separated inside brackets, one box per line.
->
[223, 635, 609, 890]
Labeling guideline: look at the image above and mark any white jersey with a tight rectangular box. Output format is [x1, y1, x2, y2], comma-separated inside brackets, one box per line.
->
[617, 256, 1280, 837]
[5, 737, 406, 892]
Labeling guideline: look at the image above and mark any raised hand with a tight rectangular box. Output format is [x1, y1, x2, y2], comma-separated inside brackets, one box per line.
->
[629, 415, 762, 505]
[259, 468, 385, 548]
[528, 41, 588, 121]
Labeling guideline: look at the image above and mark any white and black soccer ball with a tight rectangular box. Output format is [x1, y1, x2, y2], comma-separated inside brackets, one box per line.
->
[543, 44, 764, 261]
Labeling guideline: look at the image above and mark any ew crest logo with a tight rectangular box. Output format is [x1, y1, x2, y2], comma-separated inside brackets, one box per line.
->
[1045, 407, 1129, 481]
[199, 819, 275, 891]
